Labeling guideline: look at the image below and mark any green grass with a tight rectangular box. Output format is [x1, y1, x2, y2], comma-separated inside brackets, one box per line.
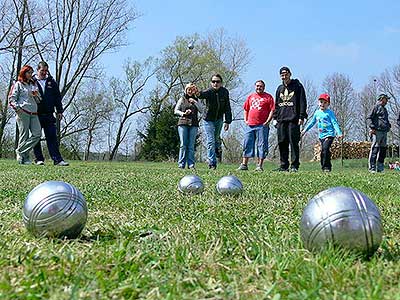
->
[1, 158, 400, 299]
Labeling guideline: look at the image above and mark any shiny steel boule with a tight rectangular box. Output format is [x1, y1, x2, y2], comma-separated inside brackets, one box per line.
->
[300, 186, 382, 255]
[23, 181, 88, 238]
[178, 175, 204, 194]
[216, 175, 243, 195]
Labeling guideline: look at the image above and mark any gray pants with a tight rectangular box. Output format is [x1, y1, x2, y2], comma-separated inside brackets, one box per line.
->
[368, 131, 387, 172]
[16, 112, 41, 160]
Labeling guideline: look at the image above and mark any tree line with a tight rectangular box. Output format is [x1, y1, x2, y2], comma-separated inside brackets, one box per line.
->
[1, 0, 399, 162]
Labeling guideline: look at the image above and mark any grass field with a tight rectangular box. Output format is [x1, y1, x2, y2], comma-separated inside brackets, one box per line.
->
[1, 158, 400, 299]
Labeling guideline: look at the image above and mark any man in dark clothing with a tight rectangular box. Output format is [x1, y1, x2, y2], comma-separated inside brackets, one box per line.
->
[197, 74, 232, 169]
[273, 66, 307, 172]
[368, 93, 391, 173]
[33, 61, 69, 166]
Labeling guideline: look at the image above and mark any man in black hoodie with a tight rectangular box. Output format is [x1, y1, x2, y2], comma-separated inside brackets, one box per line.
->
[273, 67, 307, 172]
[33, 61, 69, 166]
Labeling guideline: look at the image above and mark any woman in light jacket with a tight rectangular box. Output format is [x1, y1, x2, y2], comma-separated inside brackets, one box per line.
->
[9, 65, 42, 164]
[174, 83, 202, 169]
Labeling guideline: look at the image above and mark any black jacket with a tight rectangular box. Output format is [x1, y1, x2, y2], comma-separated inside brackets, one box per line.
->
[34, 75, 63, 115]
[368, 103, 391, 132]
[198, 87, 232, 123]
[273, 79, 307, 122]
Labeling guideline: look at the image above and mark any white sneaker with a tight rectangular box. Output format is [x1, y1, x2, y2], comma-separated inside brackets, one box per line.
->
[56, 160, 69, 166]
[36, 161, 45, 165]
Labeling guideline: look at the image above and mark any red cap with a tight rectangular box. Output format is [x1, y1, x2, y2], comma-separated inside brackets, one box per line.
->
[318, 93, 330, 103]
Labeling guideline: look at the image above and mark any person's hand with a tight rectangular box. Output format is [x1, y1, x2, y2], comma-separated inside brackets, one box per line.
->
[188, 98, 197, 104]
[369, 129, 376, 136]
[224, 123, 229, 131]
[337, 134, 343, 140]
[298, 119, 304, 126]
[301, 130, 305, 136]
[184, 109, 192, 116]
[263, 121, 270, 127]
[56, 113, 63, 120]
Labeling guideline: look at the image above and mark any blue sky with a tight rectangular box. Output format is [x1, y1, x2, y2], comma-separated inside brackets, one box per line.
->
[104, 0, 400, 94]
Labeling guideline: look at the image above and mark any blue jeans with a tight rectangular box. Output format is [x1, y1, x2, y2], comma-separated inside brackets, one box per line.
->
[242, 125, 270, 158]
[178, 125, 198, 168]
[203, 119, 223, 166]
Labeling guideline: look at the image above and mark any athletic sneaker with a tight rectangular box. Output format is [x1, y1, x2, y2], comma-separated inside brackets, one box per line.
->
[289, 167, 298, 172]
[254, 165, 263, 172]
[55, 160, 69, 166]
[36, 161, 45, 166]
[237, 164, 248, 171]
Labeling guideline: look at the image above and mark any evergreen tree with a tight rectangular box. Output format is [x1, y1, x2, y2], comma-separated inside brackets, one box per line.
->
[138, 105, 179, 161]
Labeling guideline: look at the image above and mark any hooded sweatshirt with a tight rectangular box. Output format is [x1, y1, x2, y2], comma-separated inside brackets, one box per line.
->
[273, 79, 307, 122]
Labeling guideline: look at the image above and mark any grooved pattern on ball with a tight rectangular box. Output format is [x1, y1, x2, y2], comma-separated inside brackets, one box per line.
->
[23, 181, 88, 238]
[300, 187, 382, 255]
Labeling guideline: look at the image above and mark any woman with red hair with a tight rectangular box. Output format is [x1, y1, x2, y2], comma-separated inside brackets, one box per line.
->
[9, 65, 42, 164]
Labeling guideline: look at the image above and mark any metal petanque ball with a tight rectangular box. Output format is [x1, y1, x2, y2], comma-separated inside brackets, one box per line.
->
[300, 186, 383, 255]
[216, 175, 243, 196]
[23, 181, 88, 239]
[178, 175, 204, 194]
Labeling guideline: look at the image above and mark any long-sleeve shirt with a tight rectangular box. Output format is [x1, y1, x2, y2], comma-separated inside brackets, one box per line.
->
[8, 81, 39, 113]
[303, 109, 342, 139]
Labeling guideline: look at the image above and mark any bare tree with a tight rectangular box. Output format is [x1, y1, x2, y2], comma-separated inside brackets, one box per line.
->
[358, 78, 379, 141]
[322, 73, 356, 140]
[108, 58, 156, 160]
[377, 65, 400, 142]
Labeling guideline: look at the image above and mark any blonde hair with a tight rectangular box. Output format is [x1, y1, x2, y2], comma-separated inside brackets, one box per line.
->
[185, 83, 196, 94]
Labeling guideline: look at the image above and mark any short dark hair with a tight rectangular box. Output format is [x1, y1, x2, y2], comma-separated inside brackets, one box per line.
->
[211, 73, 223, 82]
[37, 61, 49, 70]
[255, 80, 265, 86]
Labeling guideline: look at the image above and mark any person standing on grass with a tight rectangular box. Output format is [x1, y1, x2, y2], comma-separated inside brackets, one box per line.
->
[237, 80, 275, 172]
[301, 93, 342, 172]
[33, 61, 69, 166]
[196, 74, 232, 170]
[367, 93, 391, 173]
[273, 66, 307, 172]
[174, 83, 203, 169]
[9, 65, 42, 165]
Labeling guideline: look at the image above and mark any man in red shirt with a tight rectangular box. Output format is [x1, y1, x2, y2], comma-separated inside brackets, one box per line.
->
[238, 80, 275, 171]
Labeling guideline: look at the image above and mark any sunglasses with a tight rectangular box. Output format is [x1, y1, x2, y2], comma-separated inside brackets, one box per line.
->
[211, 80, 221, 84]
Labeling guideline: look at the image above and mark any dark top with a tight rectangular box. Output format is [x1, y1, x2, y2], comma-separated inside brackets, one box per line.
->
[35, 75, 63, 115]
[273, 79, 307, 123]
[368, 103, 391, 132]
[198, 87, 232, 123]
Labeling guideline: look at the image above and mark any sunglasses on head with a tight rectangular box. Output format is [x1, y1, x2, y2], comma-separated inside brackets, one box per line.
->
[211, 80, 221, 83]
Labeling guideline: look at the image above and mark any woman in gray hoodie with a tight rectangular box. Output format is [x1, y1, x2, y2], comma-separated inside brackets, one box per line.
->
[9, 65, 42, 164]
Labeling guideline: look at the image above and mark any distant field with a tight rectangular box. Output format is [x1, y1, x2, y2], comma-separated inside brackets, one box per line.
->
[0, 158, 400, 299]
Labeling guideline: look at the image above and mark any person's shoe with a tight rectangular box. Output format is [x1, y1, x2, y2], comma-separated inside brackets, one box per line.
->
[290, 167, 298, 173]
[188, 165, 196, 170]
[273, 167, 289, 172]
[237, 163, 248, 171]
[254, 165, 264, 172]
[21, 159, 32, 165]
[216, 148, 222, 160]
[55, 160, 69, 166]
[377, 169, 384, 173]
[15, 150, 22, 163]
[36, 161, 45, 166]
[208, 164, 217, 170]
[323, 168, 331, 173]
[369, 169, 376, 173]
[178, 165, 185, 169]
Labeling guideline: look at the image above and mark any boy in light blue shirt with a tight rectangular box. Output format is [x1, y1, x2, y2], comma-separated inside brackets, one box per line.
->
[302, 93, 343, 172]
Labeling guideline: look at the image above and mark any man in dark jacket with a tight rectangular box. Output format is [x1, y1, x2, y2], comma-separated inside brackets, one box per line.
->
[33, 61, 69, 166]
[273, 67, 307, 172]
[197, 74, 232, 169]
[368, 93, 391, 173]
